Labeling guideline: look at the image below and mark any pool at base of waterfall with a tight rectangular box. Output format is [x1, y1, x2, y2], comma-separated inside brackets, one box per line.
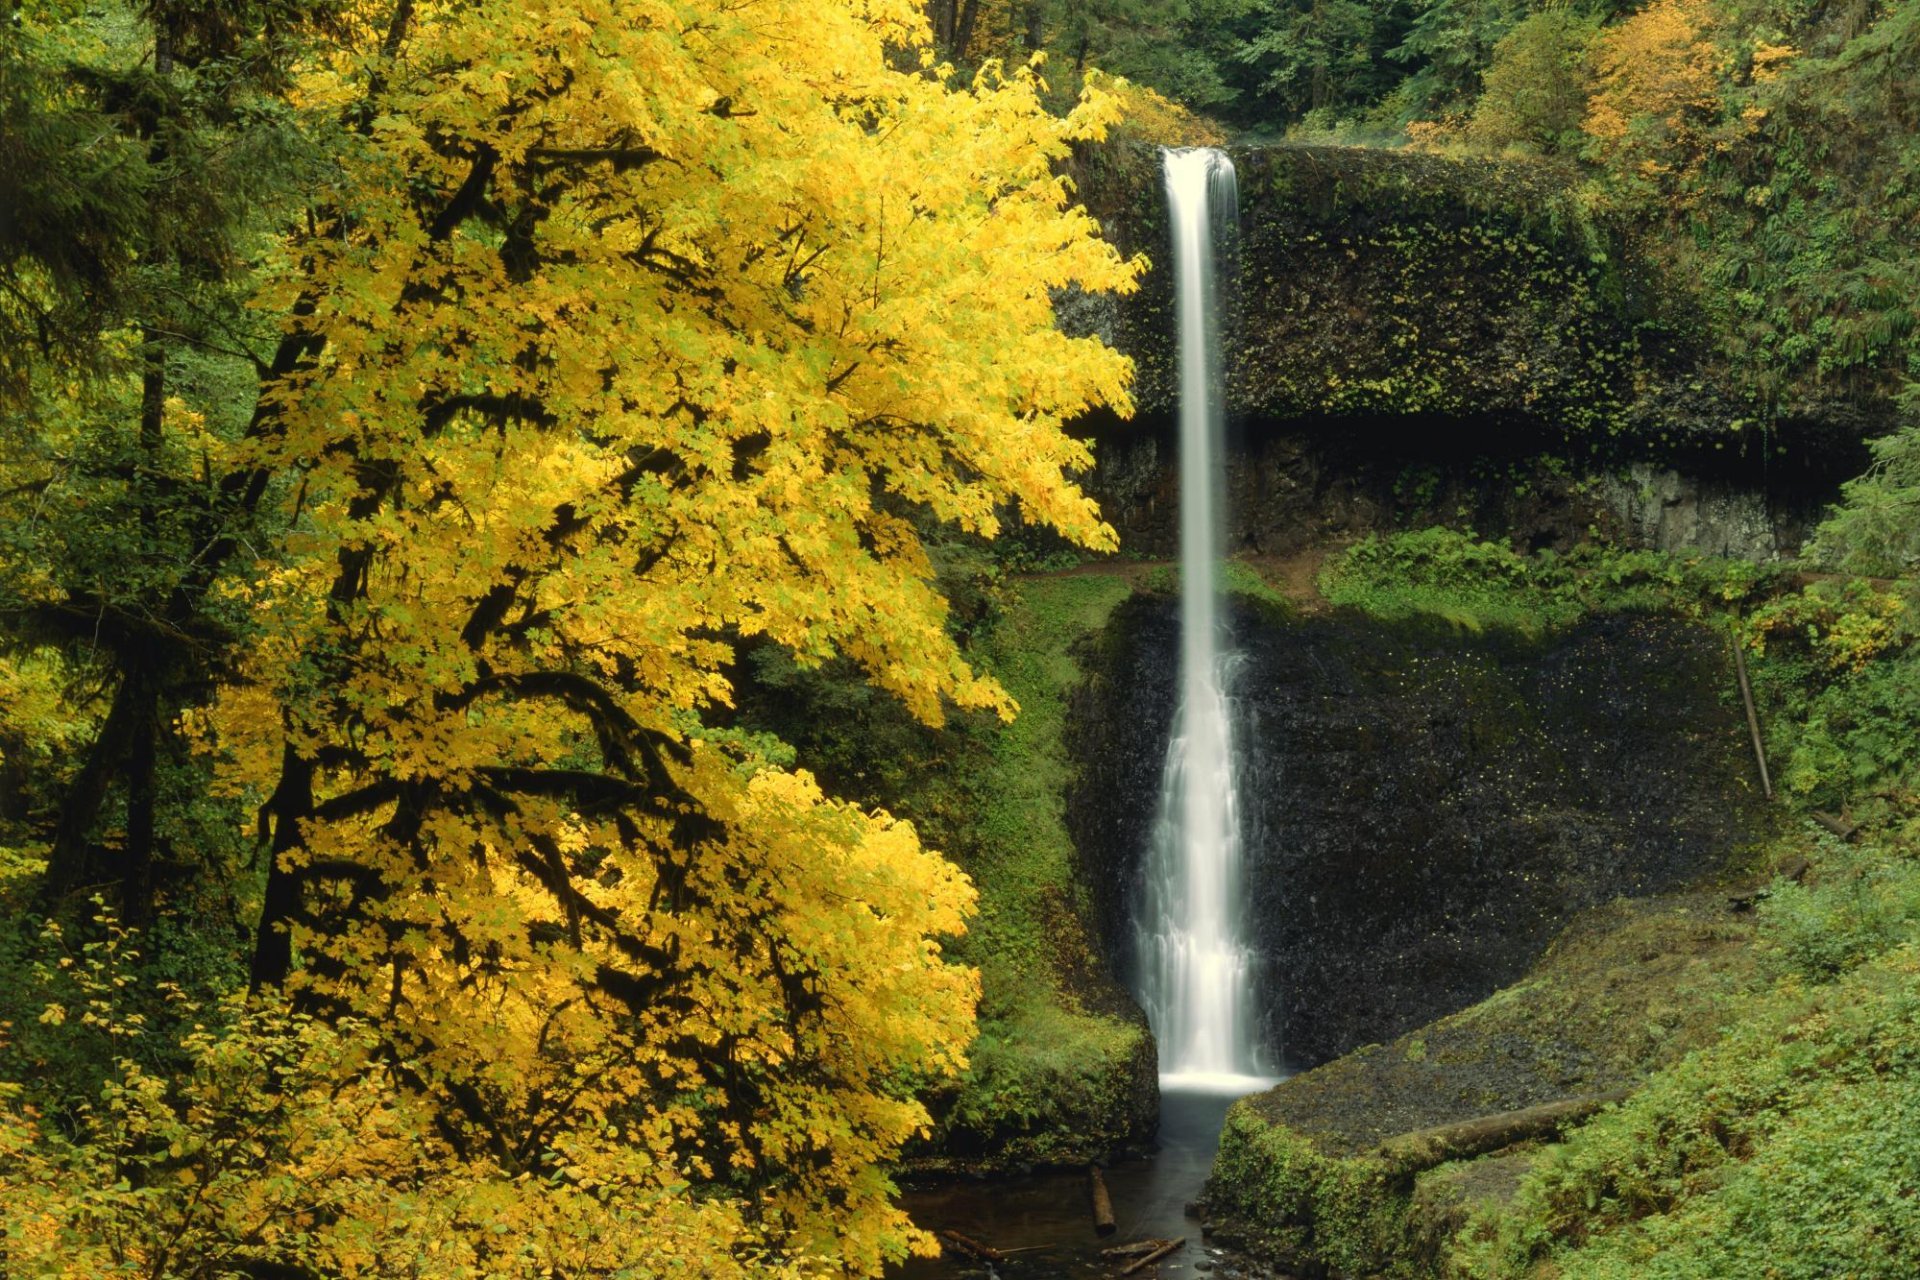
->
[893, 1081, 1291, 1280]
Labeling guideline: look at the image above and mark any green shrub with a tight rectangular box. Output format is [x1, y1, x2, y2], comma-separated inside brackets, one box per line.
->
[1455, 943, 1920, 1279]
[1758, 840, 1920, 981]
[1319, 528, 1764, 636]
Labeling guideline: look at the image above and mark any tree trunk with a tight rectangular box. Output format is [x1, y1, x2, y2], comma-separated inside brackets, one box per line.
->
[1090, 1165, 1117, 1236]
[1373, 1092, 1629, 1175]
[42, 667, 152, 901]
[120, 674, 158, 927]
[249, 743, 313, 991]
[0, 730, 30, 823]
[928, 0, 955, 50]
[953, 0, 982, 59]
[1120, 1239, 1184, 1276]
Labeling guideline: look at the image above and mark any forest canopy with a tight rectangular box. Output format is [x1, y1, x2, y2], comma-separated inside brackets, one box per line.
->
[941, 0, 1919, 414]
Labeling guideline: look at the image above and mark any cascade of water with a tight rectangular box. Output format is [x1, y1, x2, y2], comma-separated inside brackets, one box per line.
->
[1132, 147, 1271, 1092]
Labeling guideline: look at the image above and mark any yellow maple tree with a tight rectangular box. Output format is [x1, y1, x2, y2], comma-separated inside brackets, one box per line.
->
[0, 3, 1142, 1279]
[4, 0, 1141, 1274]
[1582, 0, 1725, 194]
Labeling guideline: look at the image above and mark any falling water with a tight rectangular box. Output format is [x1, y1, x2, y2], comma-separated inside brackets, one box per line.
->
[1133, 148, 1270, 1092]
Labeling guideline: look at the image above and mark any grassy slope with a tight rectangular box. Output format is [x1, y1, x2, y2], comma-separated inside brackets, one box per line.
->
[1207, 887, 1768, 1278]
[931, 572, 1156, 1164]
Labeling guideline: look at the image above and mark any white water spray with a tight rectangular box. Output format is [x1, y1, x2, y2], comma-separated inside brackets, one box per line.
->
[1133, 148, 1272, 1093]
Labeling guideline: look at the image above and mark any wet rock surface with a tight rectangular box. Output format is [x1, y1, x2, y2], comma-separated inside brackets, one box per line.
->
[1070, 595, 1771, 1071]
[1066, 141, 1889, 456]
[1079, 420, 1834, 564]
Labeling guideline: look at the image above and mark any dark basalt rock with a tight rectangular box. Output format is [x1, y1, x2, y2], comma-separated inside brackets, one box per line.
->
[1077, 418, 1836, 563]
[1069, 594, 1770, 1070]
[1065, 141, 1891, 459]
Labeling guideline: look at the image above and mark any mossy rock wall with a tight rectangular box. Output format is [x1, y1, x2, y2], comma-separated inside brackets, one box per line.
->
[1083, 426, 1826, 563]
[1070, 597, 1771, 1070]
[1203, 889, 1763, 1278]
[1067, 141, 1880, 461]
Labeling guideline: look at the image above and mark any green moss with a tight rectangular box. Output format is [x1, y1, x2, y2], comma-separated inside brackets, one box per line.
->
[1212, 1104, 1414, 1277]
[1209, 826, 1920, 1279]
[1206, 888, 1767, 1277]
[736, 570, 1153, 1166]
[937, 574, 1150, 1163]
[1455, 893, 1920, 1279]
[1319, 527, 1775, 636]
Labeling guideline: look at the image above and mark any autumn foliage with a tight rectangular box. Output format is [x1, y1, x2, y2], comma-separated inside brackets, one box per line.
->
[1, 0, 1140, 1274]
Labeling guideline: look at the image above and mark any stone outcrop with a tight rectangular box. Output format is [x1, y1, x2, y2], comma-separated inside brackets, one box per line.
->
[1069, 595, 1772, 1070]
[1060, 141, 1877, 564]
[1067, 141, 1886, 455]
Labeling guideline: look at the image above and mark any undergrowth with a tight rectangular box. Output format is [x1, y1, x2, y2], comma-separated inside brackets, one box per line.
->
[1452, 828, 1920, 1279]
[1309, 525, 1920, 1277]
[739, 570, 1148, 1164]
[1318, 527, 1769, 635]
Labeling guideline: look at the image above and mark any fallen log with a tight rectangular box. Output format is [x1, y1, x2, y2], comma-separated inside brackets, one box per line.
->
[1119, 1237, 1184, 1276]
[1101, 1239, 1172, 1260]
[1090, 1165, 1116, 1237]
[1732, 629, 1773, 801]
[1374, 1092, 1630, 1175]
[938, 1230, 1008, 1266]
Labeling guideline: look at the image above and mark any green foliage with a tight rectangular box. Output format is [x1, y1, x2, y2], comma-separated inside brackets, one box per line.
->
[1059, 0, 1254, 113]
[1745, 579, 1920, 812]
[1805, 395, 1920, 577]
[1457, 901, 1920, 1278]
[1758, 839, 1920, 982]
[1757, 645, 1920, 812]
[1235, 0, 1404, 121]
[1390, 0, 1529, 118]
[1467, 8, 1602, 155]
[1683, 0, 1920, 401]
[940, 574, 1152, 1159]
[1209, 889, 1765, 1278]
[1319, 527, 1766, 635]
[739, 571, 1152, 1166]
[1212, 1103, 1413, 1274]
[1321, 527, 1581, 633]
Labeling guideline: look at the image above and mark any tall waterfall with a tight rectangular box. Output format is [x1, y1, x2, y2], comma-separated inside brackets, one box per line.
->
[1133, 148, 1269, 1091]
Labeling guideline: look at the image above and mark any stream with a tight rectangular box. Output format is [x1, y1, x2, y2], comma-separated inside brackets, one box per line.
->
[894, 1084, 1286, 1280]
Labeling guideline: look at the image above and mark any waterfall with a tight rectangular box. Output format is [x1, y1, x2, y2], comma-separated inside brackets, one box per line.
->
[1132, 147, 1271, 1092]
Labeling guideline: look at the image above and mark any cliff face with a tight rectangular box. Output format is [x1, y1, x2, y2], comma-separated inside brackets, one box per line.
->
[1069, 594, 1771, 1071]
[1069, 142, 1881, 450]
[1061, 142, 1873, 563]
[1082, 424, 1823, 563]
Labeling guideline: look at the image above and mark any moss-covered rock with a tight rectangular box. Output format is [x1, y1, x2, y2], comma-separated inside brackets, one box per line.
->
[1067, 140, 1884, 458]
[1204, 889, 1767, 1278]
[925, 573, 1159, 1168]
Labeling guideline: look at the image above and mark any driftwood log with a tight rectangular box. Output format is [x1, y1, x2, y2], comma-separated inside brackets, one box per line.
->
[1373, 1092, 1629, 1175]
[1118, 1237, 1184, 1276]
[1090, 1165, 1117, 1236]
[1101, 1239, 1174, 1260]
[938, 1230, 1008, 1266]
